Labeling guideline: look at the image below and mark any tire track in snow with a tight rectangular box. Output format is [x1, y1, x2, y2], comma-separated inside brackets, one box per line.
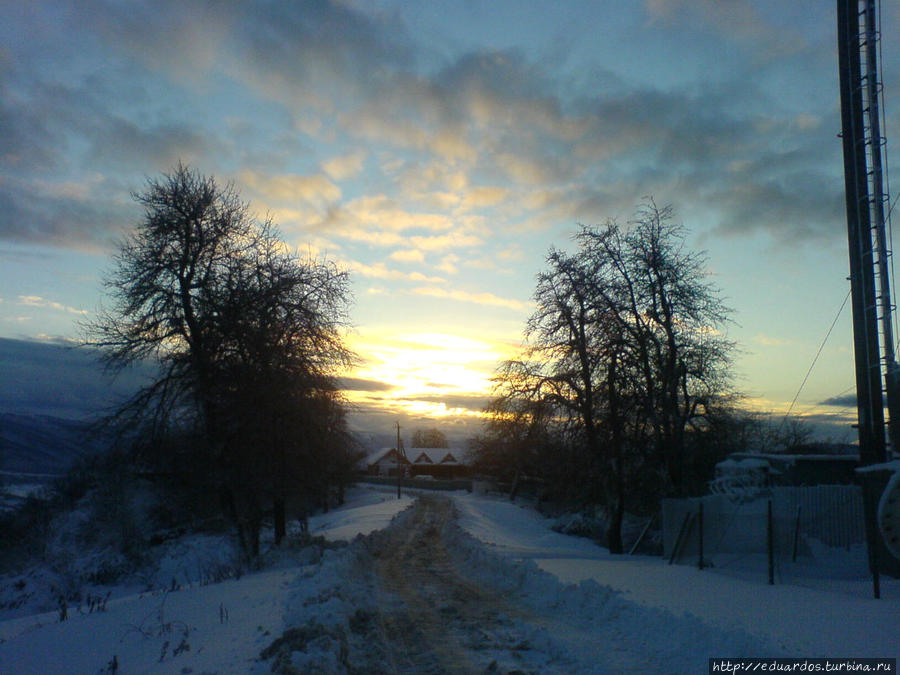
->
[365, 495, 557, 674]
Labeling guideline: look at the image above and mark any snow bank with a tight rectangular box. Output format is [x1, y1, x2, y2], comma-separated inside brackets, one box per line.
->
[451, 492, 900, 664]
[0, 486, 415, 675]
[445, 498, 783, 673]
[308, 484, 415, 541]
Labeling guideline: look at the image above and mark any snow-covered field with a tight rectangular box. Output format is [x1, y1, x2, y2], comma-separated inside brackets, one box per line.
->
[0, 484, 897, 673]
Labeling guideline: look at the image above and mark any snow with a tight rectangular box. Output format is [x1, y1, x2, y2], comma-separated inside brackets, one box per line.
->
[1, 484, 898, 674]
[307, 486, 415, 540]
[451, 492, 899, 660]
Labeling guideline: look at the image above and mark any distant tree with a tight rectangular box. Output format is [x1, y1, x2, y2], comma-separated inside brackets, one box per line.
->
[470, 377, 586, 501]
[487, 201, 735, 552]
[87, 164, 355, 558]
[412, 427, 449, 448]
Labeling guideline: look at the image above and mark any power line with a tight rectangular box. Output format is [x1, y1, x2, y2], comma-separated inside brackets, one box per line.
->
[780, 290, 851, 430]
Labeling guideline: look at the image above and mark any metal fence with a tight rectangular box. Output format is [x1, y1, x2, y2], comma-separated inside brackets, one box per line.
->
[662, 486, 866, 568]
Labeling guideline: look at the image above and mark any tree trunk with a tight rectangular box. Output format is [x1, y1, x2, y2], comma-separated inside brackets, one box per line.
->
[247, 517, 261, 560]
[607, 496, 625, 554]
[509, 468, 521, 501]
[223, 487, 249, 558]
[273, 498, 286, 546]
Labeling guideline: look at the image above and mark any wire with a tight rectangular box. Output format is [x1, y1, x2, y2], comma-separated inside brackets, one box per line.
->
[780, 290, 852, 430]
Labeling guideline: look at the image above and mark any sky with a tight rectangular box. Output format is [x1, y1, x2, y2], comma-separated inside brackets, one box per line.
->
[2, 0, 899, 441]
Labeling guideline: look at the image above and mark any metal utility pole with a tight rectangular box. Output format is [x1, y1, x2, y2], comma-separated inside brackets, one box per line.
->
[862, 0, 900, 457]
[396, 421, 406, 498]
[837, 0, 890, 466]
[837, 0, 898, 597]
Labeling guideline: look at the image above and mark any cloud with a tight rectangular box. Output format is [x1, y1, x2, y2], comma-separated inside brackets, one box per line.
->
[0, 0, 855, 257]
[436, 254, 459, 275]
[92, 0, 413, 101]
[643, 0, 807, 61]
[459, 186, 509, 211]
[328, 195, 459, 236]
[819, 394, 857, 408]
[238, 171, 342, 210]
[390, 249, 426, 264]
[340, 377, 396, 392]
[400, 393, 492, 413]
[409, 232, 484, 252]
[0, 176, 130, 250]
[348, 260, 445, 284]
[411, 286, 529, 311]
[17, 295, 88, 316]
[321, 151, 367, 181]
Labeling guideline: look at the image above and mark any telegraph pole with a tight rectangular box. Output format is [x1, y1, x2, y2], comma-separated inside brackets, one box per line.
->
[837, 0, 896, 596]
[837, 0, 888, 466]
[396, 421, 404, 499]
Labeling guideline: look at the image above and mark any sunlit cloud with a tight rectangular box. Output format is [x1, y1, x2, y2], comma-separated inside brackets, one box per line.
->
[436, 254, 460, 275]
[238, 171, 341, 210]
[17, 295, 87, 316]
[344, 195, 456, 232]
[347, 260, 445, 284]
[497, 246, 525, 262]
[321, 150, 367, 181]
[345, 331, 517, 418]
[409, 232, 484, 252]
[410, 287, 529, 311]
[459, 186, 509, 211]
[389, 249, 426, 264]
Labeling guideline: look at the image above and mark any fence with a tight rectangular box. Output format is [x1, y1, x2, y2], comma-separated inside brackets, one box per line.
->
[662, 486, 866, 577]
[358, 475, 473, 492]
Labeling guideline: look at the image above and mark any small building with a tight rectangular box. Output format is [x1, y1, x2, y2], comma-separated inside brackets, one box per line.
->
[367, 448, 410, 477]
[408, 447, 467, 480]
[713, 452, 859, 491]
[366, 446, 469, 480]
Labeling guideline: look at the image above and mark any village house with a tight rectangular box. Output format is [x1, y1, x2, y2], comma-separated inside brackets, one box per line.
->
[367, 446, 468, 480]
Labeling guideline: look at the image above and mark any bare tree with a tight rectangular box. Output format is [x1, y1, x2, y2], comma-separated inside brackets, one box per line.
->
[411, 427, 449, 448]
[487, 201, 735, 553]
[87, 164, 355, 558]
[575, 202, 734, 495]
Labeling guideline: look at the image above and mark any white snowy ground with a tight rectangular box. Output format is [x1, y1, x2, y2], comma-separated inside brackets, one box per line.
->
[453, 492, 899, 659]
[0, 485, 896, 674]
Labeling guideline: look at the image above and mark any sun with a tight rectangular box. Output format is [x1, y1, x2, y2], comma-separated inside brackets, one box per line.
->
[345, 330, 517, 417]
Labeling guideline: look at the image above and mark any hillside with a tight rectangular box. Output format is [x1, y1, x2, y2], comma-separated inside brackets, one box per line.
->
[0, 338, 151, 480]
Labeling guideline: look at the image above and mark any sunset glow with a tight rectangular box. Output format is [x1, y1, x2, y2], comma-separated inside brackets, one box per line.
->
[2, 1, 898, 439]
[346, 331, 519, 419]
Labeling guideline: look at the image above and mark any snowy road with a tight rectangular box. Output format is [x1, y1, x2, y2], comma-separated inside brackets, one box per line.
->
[365, 495, 556, 673]
[292, 493, 778, 673]
[279, 494, 670, 673]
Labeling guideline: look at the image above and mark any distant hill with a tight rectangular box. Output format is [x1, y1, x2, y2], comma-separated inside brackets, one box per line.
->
[0, 338, 152, 420]
[0, 338, 151, 479]
[0, 413, 99, 477]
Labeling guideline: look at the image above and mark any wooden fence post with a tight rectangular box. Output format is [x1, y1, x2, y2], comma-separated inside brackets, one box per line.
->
[767, 499, 774, 585]
[698, 502, 704, 570]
